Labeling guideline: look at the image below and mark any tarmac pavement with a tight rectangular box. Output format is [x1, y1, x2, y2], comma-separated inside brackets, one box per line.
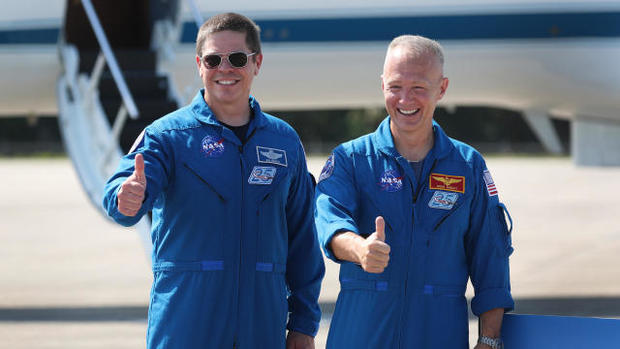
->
[1, 156, 620, 348]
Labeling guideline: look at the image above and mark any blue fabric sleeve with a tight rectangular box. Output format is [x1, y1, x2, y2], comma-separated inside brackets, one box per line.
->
[466, 156, 514, 316]
[285, 141, 325, 337]
[101, 127, 172, 226]
[314, 146, 361, 262]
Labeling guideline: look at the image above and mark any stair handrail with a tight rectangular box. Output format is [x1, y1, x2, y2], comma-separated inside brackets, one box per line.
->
[185, 0, 204, 29]
[80, 0, 139, 119]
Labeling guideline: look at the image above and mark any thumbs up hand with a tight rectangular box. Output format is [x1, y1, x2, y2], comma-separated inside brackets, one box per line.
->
[356, 216, 391, 273]
[117, 153, 147, 217]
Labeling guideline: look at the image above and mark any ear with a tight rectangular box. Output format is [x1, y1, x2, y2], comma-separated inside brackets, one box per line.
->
[438, 77, 449, 99]
[380, 74, 385, 91]
[253, 53, 263, 76]
[196, 55, 202, 73]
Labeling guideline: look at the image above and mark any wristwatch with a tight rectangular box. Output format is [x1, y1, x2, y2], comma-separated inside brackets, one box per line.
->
[478, 336, 503, 349]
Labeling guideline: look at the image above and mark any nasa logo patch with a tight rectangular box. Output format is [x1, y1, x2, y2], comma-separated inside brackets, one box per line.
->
[318, 154, 335, 182]
[248, 166, 277, 185]
[256, 146, 287, 167]
[378, 169, 403, 192]
[201, 135, 225, 158]
[428, 191, 459, 210]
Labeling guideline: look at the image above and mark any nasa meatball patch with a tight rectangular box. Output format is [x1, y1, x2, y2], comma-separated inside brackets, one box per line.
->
[378, 169, 403, 192]
[256, 146, 287, 167]
[201, 135, 225, 158]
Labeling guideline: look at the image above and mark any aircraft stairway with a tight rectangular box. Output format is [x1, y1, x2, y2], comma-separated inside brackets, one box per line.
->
[78, 49, 178, 152]
[56, 0, 184, 255]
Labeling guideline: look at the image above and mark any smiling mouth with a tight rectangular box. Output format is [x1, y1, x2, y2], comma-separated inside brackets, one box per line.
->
[398, 108, 420, 115]
[216, 79, 238, 85]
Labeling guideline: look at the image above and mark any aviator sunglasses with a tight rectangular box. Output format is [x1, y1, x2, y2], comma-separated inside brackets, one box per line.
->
[201, 51, 257, 69]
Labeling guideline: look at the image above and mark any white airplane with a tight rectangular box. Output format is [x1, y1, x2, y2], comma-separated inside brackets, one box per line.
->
[2, 0, 620, 225]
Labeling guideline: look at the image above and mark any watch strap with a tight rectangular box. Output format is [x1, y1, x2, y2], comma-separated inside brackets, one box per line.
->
[478, 335, 503, 349]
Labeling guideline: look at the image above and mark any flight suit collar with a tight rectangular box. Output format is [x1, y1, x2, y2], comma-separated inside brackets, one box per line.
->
[190, 89, 268, 144]
[430, 121, 455, 160]
[374, 116, 454, 161]
[373, 116, 400, 159]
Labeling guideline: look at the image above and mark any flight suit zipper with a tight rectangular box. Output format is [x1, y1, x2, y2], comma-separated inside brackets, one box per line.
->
[233, 128, 257, 347]
[399, 176, 416, 349]
[399, 159, 437, 348]
[233, 147, 245, 349]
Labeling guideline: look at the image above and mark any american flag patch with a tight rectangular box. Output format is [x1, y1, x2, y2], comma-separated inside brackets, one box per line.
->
[483, 169, 498, 196]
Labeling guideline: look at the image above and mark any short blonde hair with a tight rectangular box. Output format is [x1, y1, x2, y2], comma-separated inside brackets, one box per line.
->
[386, 35, 445, 68]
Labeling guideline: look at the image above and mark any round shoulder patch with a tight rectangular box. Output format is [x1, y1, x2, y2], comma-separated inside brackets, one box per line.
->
[318, 153, 335, 182]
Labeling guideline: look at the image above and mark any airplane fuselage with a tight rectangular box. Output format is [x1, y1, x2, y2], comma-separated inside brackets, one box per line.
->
[1, 0, 619, 123]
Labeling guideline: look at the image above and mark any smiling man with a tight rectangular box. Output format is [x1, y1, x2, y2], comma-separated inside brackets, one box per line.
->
[315, 35, 514, 348]
[102, 13, 324, 349]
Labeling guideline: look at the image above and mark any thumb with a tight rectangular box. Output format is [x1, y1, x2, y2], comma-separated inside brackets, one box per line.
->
[133, 153, 145, 182]
[374, 216, 385, 242]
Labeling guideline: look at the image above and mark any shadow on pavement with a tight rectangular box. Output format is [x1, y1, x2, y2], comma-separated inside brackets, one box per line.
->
[2, 297, 620, 322]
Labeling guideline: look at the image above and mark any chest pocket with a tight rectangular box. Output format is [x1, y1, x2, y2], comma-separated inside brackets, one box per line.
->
[246, 165, 289, 205]
[357, 160, 409, 247]
[429, 192, 471, 234]
[182, 162, 228, 201]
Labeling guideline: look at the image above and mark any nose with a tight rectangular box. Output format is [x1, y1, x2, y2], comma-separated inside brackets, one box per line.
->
[217, 57, 234, 71]
[400, 88, 415, 103]
[402, 88, 415, 101]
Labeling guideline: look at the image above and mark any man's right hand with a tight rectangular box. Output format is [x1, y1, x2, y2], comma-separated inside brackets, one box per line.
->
[117, 153, 147, 217]
[356, 216, 391, 273]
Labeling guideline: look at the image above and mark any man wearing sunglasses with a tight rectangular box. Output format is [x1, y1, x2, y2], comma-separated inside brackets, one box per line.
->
[102, 12, 324, 349]
[315, 35, 514, 348]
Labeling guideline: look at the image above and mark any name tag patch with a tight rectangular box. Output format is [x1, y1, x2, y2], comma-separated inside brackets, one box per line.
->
[378, 169, 403, 192]
[429, 173, 465, 193]
[428, 191, 459, 210]
[201, 135, 225, 158]
[248, 166, 276, 185]
[257, 146, 287, 167]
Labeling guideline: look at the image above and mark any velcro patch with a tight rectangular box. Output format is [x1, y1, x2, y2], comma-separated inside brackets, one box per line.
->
[483, 169, 498, 196]
[318, 153, 334, 182]
[378, 169, 403, 192]
[428, 191, 459, 210]
[429, 173, 465, 193]
[257, 146, 287, 167]
[201, 135, 225, 158]
[248, 166, 276, 185]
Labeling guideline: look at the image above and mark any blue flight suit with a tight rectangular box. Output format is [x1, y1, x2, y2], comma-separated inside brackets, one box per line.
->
[102, 90, 325, 348]
[315, 117, 514, 348]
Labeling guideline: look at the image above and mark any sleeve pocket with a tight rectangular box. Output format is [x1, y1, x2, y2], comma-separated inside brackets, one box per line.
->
[496, 202, 514, 257]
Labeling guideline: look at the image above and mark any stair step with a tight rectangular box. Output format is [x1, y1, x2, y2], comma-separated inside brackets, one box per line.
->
[102, 98, 178, 122]
[98, 74, 169, 100]
[79, 49, 156, 74]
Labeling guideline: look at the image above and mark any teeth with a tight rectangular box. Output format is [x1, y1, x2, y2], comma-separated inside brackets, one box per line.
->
[217, 80, 236, 85]
[399, 108, 419, 115]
